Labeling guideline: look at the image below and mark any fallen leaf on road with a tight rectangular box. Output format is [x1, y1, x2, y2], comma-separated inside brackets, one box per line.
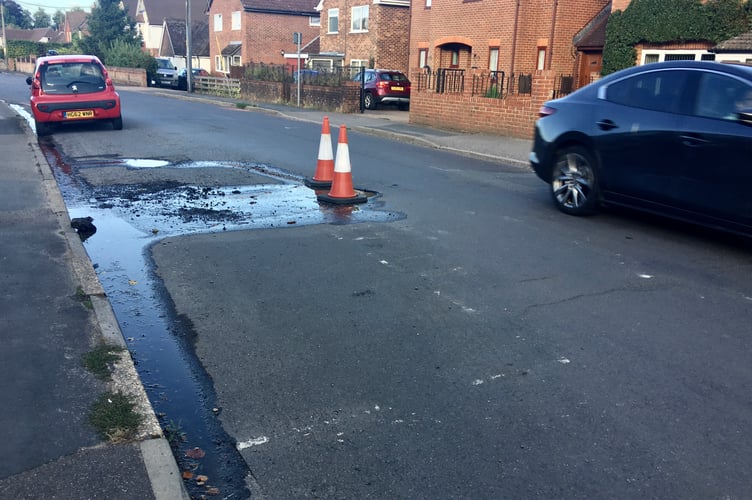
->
[182, 471, 193, 480]
[185, 447, 205, 459]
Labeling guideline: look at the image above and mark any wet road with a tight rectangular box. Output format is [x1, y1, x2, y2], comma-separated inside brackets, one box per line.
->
[4, 72, 752, 498]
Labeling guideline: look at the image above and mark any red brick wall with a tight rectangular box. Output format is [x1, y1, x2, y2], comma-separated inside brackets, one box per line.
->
[409, 70, 557, 139]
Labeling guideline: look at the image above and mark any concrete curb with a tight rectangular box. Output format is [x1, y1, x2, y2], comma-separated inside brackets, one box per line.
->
[23, 120, 189, 500]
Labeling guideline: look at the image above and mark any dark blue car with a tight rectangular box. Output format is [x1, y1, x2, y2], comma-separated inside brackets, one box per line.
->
[529, 61, 752, 236]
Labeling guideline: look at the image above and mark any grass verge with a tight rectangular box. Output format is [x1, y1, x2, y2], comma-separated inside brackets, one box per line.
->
[89, 391, 143, 443]
[83, 344, 124, 381]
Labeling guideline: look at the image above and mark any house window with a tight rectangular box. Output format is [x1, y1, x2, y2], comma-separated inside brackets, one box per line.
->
[418, 49, 427, 69]
[537, 48, 546, 70]
[328, 9, 339, 33]
[644, 54, 659, 64]
[215, 55, 224, 72]
[232, 11, 241, 30]
[489, 47, 499, 71]
[310, 16, 320, 27]
[214, 13, 222, 32]
[640, 50, 714, 65]
[450, 49, 459, 68]
[351, 5, 368, 32]
[232, 55, 242, 66]
[351, 59, 368, 68]
[426, 0, 431, 7]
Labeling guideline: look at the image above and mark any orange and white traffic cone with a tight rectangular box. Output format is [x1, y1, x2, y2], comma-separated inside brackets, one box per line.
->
[317, 125, 367, 205]
[305, 116, 334, 189]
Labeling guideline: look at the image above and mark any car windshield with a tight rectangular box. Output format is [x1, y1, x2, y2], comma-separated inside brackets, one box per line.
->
[40, 62, 105, 95]
[157, 59, 173, 69]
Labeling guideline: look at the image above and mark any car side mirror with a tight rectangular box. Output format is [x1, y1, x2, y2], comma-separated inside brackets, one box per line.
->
[26, 76, 33, 85]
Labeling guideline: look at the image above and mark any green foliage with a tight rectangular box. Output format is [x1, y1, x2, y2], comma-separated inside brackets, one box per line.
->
[52, 10, 65, 30]
[603, 0, 752, 75]
[82, 344, 123, 381]
[5, 40, 67, 58]
[2, 1, 33, 29]
[89, 391, 142, 442]
[78, 0, 138, 63]
[106, 39, 157, 76]
[33, 8, 51, 28]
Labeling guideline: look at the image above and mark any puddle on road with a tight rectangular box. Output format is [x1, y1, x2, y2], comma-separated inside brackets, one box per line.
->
[40, 143, 404, 499]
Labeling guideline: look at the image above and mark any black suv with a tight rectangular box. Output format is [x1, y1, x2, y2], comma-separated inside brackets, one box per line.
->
[352, 69, 411, 110]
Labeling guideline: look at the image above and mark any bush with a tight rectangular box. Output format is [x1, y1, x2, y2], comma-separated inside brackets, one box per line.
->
[105, 39, 156, 79]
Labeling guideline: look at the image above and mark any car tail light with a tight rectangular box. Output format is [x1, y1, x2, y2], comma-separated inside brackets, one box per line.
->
[377, 80, 389, 89]
[538, 105, 557, 118]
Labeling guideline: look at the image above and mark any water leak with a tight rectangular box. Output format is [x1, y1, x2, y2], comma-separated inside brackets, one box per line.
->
[40, 142, 404, 499]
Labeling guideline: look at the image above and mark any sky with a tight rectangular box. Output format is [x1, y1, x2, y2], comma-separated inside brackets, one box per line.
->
[14, 0, 93, 13]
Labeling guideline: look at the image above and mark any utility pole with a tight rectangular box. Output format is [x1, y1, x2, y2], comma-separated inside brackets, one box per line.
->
[185, 0, 192, 92]
[1, 0, 8, 62]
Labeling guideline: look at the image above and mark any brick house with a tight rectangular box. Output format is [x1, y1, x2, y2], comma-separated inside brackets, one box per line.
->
[121, 0, 207, 57]
[207, 0, 320, 75]
[313, 0, 410, 73]
[408, 0, 610, 138]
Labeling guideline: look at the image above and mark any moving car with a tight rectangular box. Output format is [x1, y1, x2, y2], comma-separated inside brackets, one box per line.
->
[178, 67, 210, 90]
[154, 57, 179, 88]
[26, 54, 122, 136]
[529, 60, 752, 235]
[352, 69, 411, 110]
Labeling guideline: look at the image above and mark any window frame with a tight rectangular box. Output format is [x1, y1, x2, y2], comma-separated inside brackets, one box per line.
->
[213, 13, 222, 32]
[327, 8, 339, 34]
[351, 5, 369, 33]
[231, 11, 241, 30]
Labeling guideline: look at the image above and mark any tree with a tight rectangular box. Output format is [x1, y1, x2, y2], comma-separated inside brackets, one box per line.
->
[52, 10, 65, 30]
[33, 8, 51, 28]
[77, 0, 137, 63]
[2, 1, 33, 29]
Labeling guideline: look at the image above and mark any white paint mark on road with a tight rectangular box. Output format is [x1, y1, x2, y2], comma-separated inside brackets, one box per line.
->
[472, 379, 484, 386]
[638, 274, 653, 279]
[237, 436, 269, 450]
[558, 358, 571, 364]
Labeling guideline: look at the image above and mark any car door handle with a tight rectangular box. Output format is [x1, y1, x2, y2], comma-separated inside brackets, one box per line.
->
[596, 119, 618, 131]
[680, 134, 711, 147]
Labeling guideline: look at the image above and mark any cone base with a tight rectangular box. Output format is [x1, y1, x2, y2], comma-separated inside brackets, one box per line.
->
[304, 177, 333, 189]
[317, 192, 368, 205]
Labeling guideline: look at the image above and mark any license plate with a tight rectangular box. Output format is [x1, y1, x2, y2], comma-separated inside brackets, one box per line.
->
[64, 110, 94, 119]
[392, 86, 404, 91]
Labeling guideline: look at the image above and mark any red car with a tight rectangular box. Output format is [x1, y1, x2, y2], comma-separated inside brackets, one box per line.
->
[352, 69, 411, 110]
[26, 54, 123, 136]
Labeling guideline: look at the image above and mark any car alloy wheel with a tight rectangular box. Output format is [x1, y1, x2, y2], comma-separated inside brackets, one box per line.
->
[364, 92, 377, 110]
[550, 146, 599, 215]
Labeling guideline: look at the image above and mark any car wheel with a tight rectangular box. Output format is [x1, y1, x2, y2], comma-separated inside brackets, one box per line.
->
[35, 120, 50, 137]
[550, 145, 599, 215]
[364, 92, 377, 110]
[112, 116, 123, 130]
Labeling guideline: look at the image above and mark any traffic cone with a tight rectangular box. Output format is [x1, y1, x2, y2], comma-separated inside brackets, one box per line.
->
[304, 116, 334, 188]
[317, 125, 367, 205]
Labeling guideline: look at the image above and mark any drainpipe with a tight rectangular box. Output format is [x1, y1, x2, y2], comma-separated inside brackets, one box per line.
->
[509, 0, 520, 73]
[548, 0, 558, 70]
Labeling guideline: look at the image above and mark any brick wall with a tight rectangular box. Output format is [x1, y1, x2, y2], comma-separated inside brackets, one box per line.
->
[240, 80, 361, 113]
[409, 70, 557, 139]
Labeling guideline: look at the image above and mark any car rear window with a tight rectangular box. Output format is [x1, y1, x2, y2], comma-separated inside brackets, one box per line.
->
[41, 62, 106, 95]
[381, 73, 409, 82]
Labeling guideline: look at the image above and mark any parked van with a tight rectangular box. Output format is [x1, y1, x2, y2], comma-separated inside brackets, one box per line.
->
[154, 57, 179, 88]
